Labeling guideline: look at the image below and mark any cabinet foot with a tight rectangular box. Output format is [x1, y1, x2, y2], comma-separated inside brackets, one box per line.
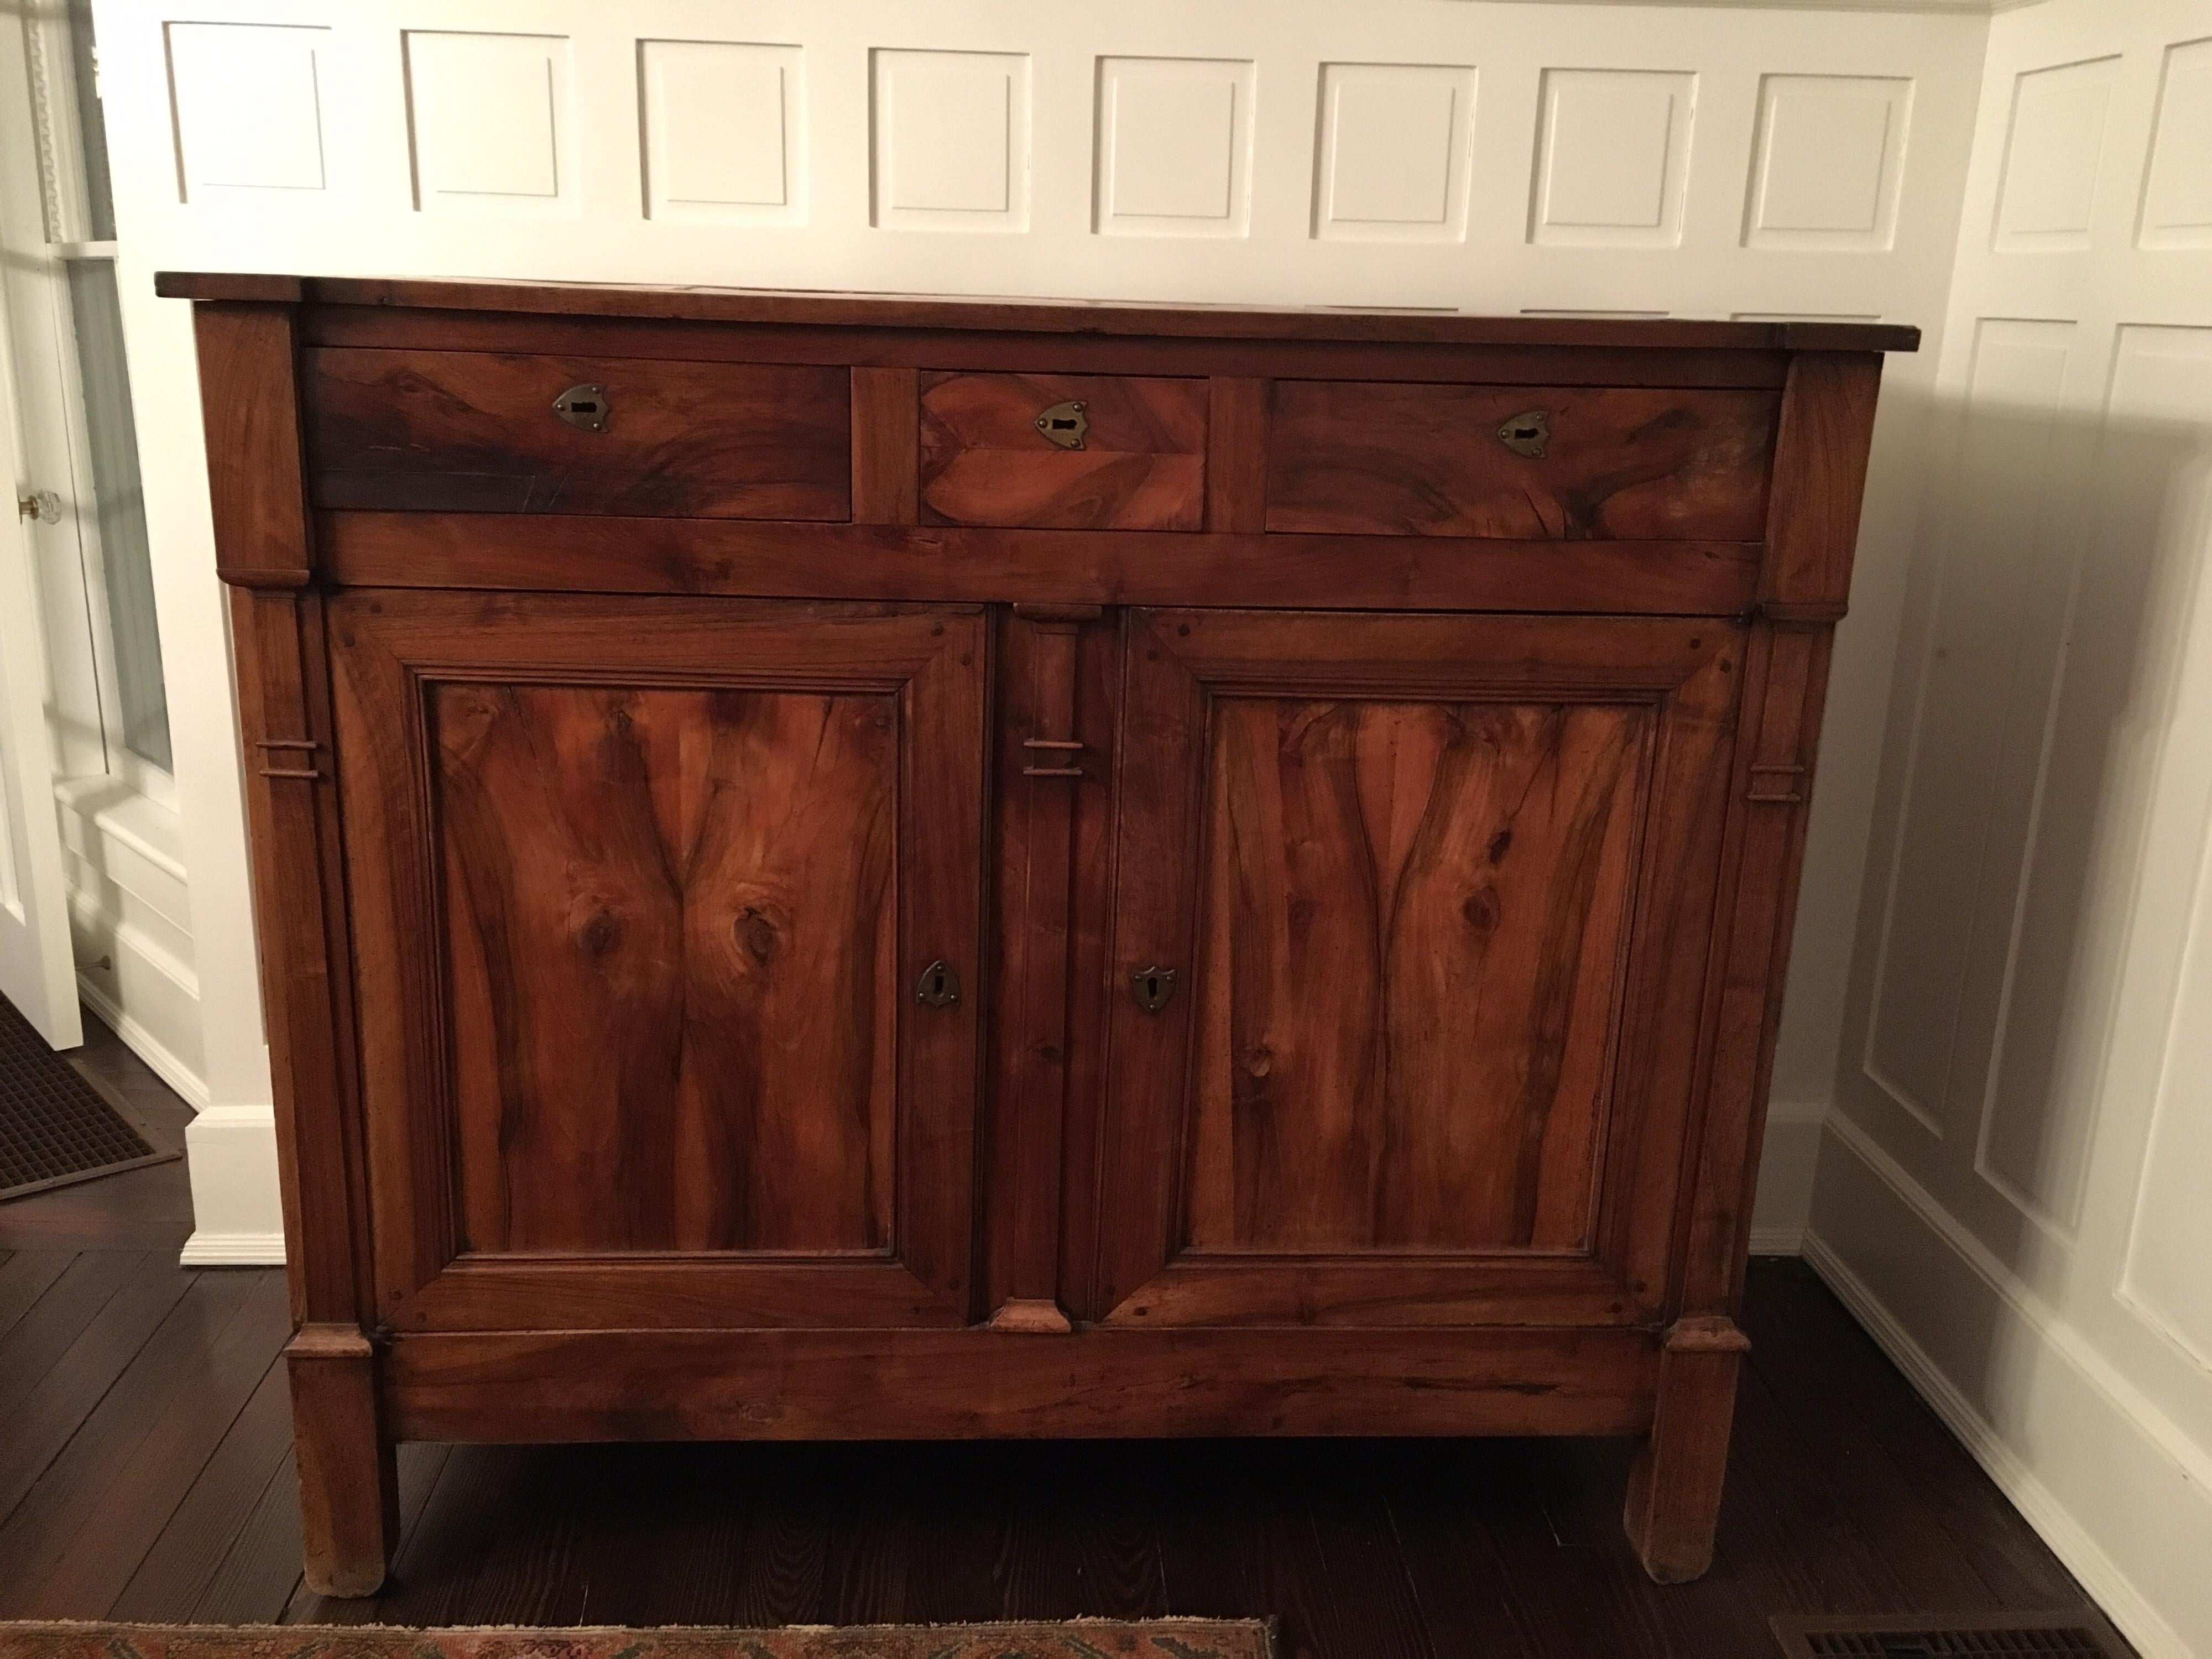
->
[287, 1324, 397, 1598]
[1623, 1315, 1749, 1583]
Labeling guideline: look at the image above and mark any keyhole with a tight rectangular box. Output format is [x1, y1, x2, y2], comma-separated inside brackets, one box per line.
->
[553, 383, 610, 432]
[1497, 410, 1550, 457]
[1130, 966, 1177, 1013]
[915, 959, 961, 1008]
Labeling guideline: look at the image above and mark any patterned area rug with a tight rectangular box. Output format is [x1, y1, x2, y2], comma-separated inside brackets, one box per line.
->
[0, 1624, 1273, 1659]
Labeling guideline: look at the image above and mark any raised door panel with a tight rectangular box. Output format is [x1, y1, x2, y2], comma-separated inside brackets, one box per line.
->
[436, 682, 898, 1255]
[1091, 610, 1743, 1328]
[1184, 697, 1643, 1255]
[332, 592, 985, 1331]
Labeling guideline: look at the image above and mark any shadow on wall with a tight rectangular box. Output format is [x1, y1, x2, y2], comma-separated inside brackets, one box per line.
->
[1843, 367, 2212, 1330]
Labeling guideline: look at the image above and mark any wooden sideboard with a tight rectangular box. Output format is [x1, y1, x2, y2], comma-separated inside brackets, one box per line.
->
[158, 272, 1912, 1597]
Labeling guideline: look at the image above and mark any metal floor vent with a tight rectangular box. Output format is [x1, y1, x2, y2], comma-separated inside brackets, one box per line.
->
[1773, 1614, 2134, 1659]
[0, 997, 171, 1201]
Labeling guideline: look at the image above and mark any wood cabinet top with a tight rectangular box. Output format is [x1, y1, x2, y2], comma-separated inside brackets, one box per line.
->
[155, 272, 1919, 356]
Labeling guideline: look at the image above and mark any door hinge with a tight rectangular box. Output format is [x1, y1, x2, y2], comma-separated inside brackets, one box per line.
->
[17, 489, 60, 523]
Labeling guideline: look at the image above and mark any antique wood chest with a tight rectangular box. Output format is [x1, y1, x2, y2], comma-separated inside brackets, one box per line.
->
[158, 272, 1912, 1596]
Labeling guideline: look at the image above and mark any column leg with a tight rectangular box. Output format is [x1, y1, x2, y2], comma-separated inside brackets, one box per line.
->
[287, 1324, 397, 1597]
[1623, 1315, 1749, 1583]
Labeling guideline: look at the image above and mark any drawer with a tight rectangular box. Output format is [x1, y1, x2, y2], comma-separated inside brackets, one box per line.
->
[302, 348, 851, 519]
[1265, 382, 1778, 540]
[919, 372, 1207, 530]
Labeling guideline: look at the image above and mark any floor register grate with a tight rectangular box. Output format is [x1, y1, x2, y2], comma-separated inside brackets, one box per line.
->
[1773, 1613, 2135, 1658]
[0, 995, 175, 1201]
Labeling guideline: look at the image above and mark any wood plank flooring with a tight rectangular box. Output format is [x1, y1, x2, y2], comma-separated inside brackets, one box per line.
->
[0, 1010, 2120, 1656]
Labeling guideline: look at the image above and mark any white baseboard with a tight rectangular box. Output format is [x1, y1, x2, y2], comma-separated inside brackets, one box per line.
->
[179, 1229, 288, 1266]
[77, 973, 210, 1110]
[1745, 1098, 1827, 1257]
[1808, 1118, 2206, 1659]
[182, 1102, 288, 1269]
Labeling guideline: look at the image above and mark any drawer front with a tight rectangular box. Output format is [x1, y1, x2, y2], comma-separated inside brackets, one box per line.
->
[919, 372, 1207, 530]
[1266, 382, 1778, 540]
[303, 348, 851, 519]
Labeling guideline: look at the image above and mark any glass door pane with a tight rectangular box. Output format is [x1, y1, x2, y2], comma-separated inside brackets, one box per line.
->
[62, 257, 166, 773]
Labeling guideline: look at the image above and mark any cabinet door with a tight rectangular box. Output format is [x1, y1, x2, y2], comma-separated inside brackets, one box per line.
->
[332, 593, 986, 1331]
[1092, 609, 1743, 1329]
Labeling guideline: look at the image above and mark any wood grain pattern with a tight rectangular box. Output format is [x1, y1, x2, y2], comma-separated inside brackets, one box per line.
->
[302, 348, 849, 519]
[1760, 352, 1885, 612]
[983, 607, 1103, 1329]
[920, 373, 1208, 531]
[1185, 698, 1644, 1251]
[190, 304, 312, 587]
[1204, 379, 1269, 534]
[1679, 623, 1835, 1316]
[160, 269, 1921, 353]
[1621, 1316, 1750, 1583]
[168, 278, 1906, 1588]
[435, 683, 899, 1254]
[328, 593, 986, 1326]
[317, 512, 1765, 617]
[1266, 383, 1778, 540]
[382, 1325, 1661, 1442]
[286, 1325, 396, 1598]
[1093, 611, 1744, 1332]
[227, 588, 372, 1329]
[851, 365, 920, 525]
[301, 304, 1803, 388]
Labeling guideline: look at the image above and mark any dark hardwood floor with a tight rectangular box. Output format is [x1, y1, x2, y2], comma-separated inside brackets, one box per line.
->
[0, 1008, 2116, 1655]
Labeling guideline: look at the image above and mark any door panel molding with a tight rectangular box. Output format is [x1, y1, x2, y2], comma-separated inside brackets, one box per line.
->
[1091, 608, 1744, 1328]
[330, 591, 988, 1329]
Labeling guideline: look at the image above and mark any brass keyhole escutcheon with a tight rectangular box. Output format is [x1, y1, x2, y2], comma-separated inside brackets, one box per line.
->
[1498, 410, 1550, 458]
[554, 383, 610, 432]
[1034, 399, 1089, 450]
[915, 959, 962, 1009]
[1130, 966, 1177, 1013]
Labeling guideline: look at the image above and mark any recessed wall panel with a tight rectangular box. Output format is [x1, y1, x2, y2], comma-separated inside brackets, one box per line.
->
[405, 31, 571, 212]
[165, 22, 330, 199]
[1866, 317, 2077, 1135]
[1313, 62, 1475, 243]
[2124, 730, 2212, 1370]
[1980, 325, 2212, 1235]
[1530, 69, 1696, 247]
[1992, 56, 2117, 251]
[640, 41, 804, 225]
[2137, 38, 2212, 249]
[872, 49, 1030, 232]
[1095, 57, 1254, 238]
[1744, 74, 1911, 249]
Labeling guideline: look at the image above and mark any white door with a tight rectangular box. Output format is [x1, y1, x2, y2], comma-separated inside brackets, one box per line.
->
[0, 0, 172, 1048]
[0, 290, 79, 1047]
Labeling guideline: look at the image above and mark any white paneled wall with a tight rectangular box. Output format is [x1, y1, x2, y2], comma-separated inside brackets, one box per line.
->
[90, 6, 1984, 1276]
[1813, 3, 2212, 1655]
